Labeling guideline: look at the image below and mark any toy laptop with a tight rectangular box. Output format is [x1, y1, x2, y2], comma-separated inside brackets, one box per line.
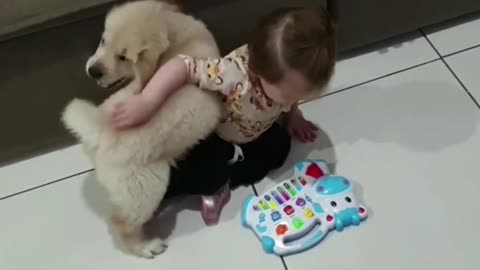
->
[241, 160, 368, 256]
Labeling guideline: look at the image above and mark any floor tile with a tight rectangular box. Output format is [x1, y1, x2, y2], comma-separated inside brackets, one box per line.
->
[0, 145, 91, 199]
[0, 172, 284, 270]
[256, 62, 480, 270]
[445, 46, 480, 103]
[423, 12, 480, 56]
[316, 32, 438, 98]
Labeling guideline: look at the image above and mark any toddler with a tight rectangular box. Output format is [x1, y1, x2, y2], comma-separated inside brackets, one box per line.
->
[111, 6, 337, 225]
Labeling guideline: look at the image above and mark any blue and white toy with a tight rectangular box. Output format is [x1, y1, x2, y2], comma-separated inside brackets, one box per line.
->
[241, 160, 368, 256]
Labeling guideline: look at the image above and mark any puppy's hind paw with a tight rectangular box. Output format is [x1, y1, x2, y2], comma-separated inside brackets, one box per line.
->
[139, 238, 168, 259]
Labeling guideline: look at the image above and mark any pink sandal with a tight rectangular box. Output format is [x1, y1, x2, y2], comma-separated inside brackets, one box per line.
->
[201, 182, 231, 226]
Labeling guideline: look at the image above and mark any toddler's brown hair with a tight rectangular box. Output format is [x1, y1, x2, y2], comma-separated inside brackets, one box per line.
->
[248, 6, 336, 89]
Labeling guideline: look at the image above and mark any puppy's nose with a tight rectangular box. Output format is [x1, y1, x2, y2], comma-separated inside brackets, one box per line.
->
[87, 66, 103, 79]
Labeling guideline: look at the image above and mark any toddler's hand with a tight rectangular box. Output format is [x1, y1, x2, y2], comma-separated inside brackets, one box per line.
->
[111, 96, 156, 130]
[288, 109, 318, 143]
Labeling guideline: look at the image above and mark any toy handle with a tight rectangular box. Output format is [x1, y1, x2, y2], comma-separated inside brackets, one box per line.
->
[276, 222, 328, 256]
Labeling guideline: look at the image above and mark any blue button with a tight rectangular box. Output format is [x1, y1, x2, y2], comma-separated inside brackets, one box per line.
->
[256, 224, 268, 234]
[313, 203, 324, 214]
[259, 213, 266, 223]
[261, 236, 275, 254]
[271, 211, 282, 222]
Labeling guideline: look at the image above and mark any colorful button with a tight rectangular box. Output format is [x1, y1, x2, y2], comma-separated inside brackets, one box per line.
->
[271, 211, 282, 222]
[291, 179, 303, 191]
[283, 205, 295, 215]
[305, 209, 315, 219]
[275, 224, 288, 236]
[313, 203, 324, 214]
[284, 183, 297, 197]
[277, 187, 291, 201]
[292, 218, 304, 229]
[296, 198, 306, 207]
[256, 224, 268, 234]
[259, 213, 266, 223]
[259, 200, 270, 211]
[298, 177, 307, 186]
[271, 191, 284, 204]
[269, 201, 278, 210]
[306, 163, 324, 179]
[253, 205, 260, 211]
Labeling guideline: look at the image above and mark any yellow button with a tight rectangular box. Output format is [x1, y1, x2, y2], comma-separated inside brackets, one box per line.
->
[269, 202, 278, 210]
[305, 209, 315, 219]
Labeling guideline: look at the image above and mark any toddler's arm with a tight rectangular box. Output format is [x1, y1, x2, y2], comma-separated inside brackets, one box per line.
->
[111, 57, 188, 129]
[180, 55, 245, 95]
[112, 55, 244, 130]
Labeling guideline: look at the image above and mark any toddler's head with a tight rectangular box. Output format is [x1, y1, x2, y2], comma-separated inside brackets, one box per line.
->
[248, 6, 336, 106]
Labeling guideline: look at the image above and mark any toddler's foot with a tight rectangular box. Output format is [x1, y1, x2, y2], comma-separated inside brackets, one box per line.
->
[201, 183, 231, 226]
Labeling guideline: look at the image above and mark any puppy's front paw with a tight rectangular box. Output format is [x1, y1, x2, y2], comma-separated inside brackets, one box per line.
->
[137, 238, 168, 259]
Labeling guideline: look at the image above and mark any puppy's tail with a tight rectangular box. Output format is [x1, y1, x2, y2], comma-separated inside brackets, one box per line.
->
[61, 98, 104, 149]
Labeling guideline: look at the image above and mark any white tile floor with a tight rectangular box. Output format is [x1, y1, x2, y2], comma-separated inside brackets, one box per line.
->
[2, 13, 480, 270]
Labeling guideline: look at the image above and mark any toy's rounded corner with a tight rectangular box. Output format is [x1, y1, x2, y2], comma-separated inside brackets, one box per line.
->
[241, 195, 255, 228]
[241, 217, 249, 228]
[261, 236, 275, 254]
[241, 216, 251, 229]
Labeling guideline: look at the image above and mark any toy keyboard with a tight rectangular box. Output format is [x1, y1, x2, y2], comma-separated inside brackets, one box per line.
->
[241, 160, 368, 256]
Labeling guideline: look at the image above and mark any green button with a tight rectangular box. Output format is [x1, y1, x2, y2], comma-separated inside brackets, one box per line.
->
[293, 218, 304, 229]
[284, 183, 297, 197]
[259, 200, 270, 210]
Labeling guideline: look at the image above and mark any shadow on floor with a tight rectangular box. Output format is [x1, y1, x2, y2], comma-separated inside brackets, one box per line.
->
[315, 80, 479, 151]
[81, 168, 247, 248]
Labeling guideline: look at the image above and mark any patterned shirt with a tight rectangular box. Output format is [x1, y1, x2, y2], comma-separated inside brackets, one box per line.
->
[179, 45, 289, 144]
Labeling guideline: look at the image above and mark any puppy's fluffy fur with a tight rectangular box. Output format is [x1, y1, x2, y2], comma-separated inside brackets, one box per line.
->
[61, 0, 222, 258]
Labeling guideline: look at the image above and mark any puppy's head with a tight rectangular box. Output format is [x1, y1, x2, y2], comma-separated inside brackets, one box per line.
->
[86, 1, 175, 91]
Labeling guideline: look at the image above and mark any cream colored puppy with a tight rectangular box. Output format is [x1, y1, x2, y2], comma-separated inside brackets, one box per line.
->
[62, 0, 222, 258]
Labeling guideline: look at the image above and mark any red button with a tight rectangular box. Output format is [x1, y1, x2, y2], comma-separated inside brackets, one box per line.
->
[306, 163, 324, 179]
[276, 224, 288, 236]
[299, 177, 307, 186]
[284, 205, 295, 215]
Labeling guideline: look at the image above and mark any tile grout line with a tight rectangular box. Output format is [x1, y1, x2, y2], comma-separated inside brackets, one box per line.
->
[300, 57, 441, 104]
[442, 43, 480, 58]
[0, 169, 94, 201]
[419, 29, 480, 110]
[281, 256, 289, 270]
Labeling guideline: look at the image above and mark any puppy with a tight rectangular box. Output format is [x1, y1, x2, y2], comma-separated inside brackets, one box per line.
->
[62, 0, 222, 258]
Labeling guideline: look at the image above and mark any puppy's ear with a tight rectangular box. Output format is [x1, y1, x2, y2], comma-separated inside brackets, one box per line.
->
[123, 44, 146, 63]
[125, 32, 169, 63]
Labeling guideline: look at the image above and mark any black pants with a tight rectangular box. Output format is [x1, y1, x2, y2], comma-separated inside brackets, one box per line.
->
[165, 123, 291, 198]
